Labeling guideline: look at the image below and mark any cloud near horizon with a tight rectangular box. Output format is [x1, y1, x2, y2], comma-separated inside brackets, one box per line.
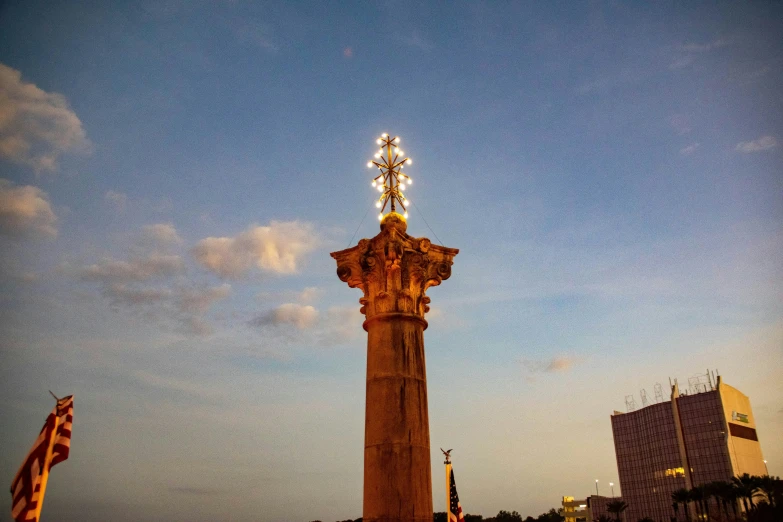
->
[191, 221, 318, 279]
[0, 178, 58, 238]
[0, 62, 91, 172]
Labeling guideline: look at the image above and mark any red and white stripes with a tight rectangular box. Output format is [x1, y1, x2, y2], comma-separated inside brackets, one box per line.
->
[10, 395, 74, 522]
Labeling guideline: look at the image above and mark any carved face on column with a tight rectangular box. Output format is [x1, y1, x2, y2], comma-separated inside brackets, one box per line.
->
[331, 216, 458, 322]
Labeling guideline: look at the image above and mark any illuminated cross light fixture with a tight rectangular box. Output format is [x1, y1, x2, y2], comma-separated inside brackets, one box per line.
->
[367, 133, 413, 220]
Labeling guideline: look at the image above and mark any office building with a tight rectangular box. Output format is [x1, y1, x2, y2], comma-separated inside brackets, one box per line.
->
[561, 495, 614, 522]
[611, 375, 766, 522]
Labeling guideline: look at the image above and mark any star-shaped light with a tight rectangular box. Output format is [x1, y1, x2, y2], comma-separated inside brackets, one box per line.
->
[367, 133, 413, 220]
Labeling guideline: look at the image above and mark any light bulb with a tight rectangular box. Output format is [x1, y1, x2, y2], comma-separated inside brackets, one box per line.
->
[381, 133, 388, 137]
[397, 150, 404, 156]
[404, 199, 410, 206]
[394, 136, 400, 142]
[378, 213, 383, 220]
[375, 201, 381, 208]
[374, 153, 381, 159]
[404, 212, 408, 218]
[367, 161, 373, 168]
[407, 179, 412, 185]
[406, 158, 412, 165]
[377, 185, 383, 192]
[400, 184, 405, 191]
[376, 139, 382, 145]
[371, 181, 376, 187]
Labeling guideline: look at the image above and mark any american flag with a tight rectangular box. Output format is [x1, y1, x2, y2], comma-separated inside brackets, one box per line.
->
[10, 395, 74, 522]
[448, 466, 465, 522]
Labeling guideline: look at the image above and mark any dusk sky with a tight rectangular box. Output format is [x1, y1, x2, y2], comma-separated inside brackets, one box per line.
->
[1, 2, 782, 521]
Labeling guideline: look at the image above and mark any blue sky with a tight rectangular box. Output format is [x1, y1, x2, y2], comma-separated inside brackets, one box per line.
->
[1, 1, 781, 521]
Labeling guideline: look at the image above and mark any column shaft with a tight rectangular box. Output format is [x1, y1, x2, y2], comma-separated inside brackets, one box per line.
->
[363, 315, 432, 522]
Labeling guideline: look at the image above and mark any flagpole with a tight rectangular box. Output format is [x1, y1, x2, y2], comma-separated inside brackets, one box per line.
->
[445, 457, 451, 521]
[33, 400, 60, 521]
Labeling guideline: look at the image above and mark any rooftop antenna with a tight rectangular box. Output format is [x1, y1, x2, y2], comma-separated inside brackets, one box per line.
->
[640, 389, 649, 407]
[368, 134, 412, 220]
[654, 383, 664, 403]
[625, 394, 637, 412]
[688, 372, 710, 394]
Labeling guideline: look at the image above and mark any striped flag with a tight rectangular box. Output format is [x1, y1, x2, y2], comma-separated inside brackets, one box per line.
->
[447, 465, 465, 522]
[10, 395, 74, 522]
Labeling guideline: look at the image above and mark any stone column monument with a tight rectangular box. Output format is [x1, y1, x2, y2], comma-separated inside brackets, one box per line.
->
[331, 134, 458, 522]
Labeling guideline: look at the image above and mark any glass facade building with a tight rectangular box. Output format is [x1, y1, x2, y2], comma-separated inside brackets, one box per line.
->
[610, 376, 766, 522]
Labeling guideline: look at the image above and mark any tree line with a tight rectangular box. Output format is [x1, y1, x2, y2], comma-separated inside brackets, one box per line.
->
[668, 473, 781, 522]
[314, 506, 565, 522]
[313, 474, 782, 522]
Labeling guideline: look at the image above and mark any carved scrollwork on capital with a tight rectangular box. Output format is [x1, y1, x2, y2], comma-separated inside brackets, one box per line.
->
[330, 217, 458, 323]
[336, 264, 352, 283]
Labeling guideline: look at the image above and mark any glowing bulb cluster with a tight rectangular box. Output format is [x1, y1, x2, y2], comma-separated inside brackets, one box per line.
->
[366, 133, 413, 220]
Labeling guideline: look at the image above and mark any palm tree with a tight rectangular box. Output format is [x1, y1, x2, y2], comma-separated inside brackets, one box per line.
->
[606, 500, 628, 522]
[732, 473, 760, 513]
[708, 480, 734, 521]
[702, 481, 722, 521]
[689, 487, 704, 521]
[671, 501, 680, 522]
[721, 481, 740, 521]
[756, 475, 782, 508]
[672, 488, 691, 522]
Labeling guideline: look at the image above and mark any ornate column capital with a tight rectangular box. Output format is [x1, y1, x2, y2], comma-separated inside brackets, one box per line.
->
[331, 213, 458, 329]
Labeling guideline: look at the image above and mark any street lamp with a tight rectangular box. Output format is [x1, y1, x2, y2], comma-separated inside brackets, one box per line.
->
[595, 479, 599, 496]
[609, 482, 615, 498]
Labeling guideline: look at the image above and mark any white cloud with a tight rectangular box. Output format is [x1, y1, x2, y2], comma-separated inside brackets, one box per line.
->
[77, 254, 184, 283]
[252, 303, 319, 329]
[192, 221, 318, 279]
[545, 356, 577, 372]
[297, 286, 321, 304]
[75, 253, 230, 336]
[522, 355, 582, 375]
[141, 223, 183, 247]
[104, 190, 128, 212]
[0, 178, 57, 237]
[735, 135, 778, 153]
[249, 304, 361, 346]
[679, 143, 700, 155]
[0, 62, 90, 172]
[100, 282, 231, 336]
[177, 284, 231, 314]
